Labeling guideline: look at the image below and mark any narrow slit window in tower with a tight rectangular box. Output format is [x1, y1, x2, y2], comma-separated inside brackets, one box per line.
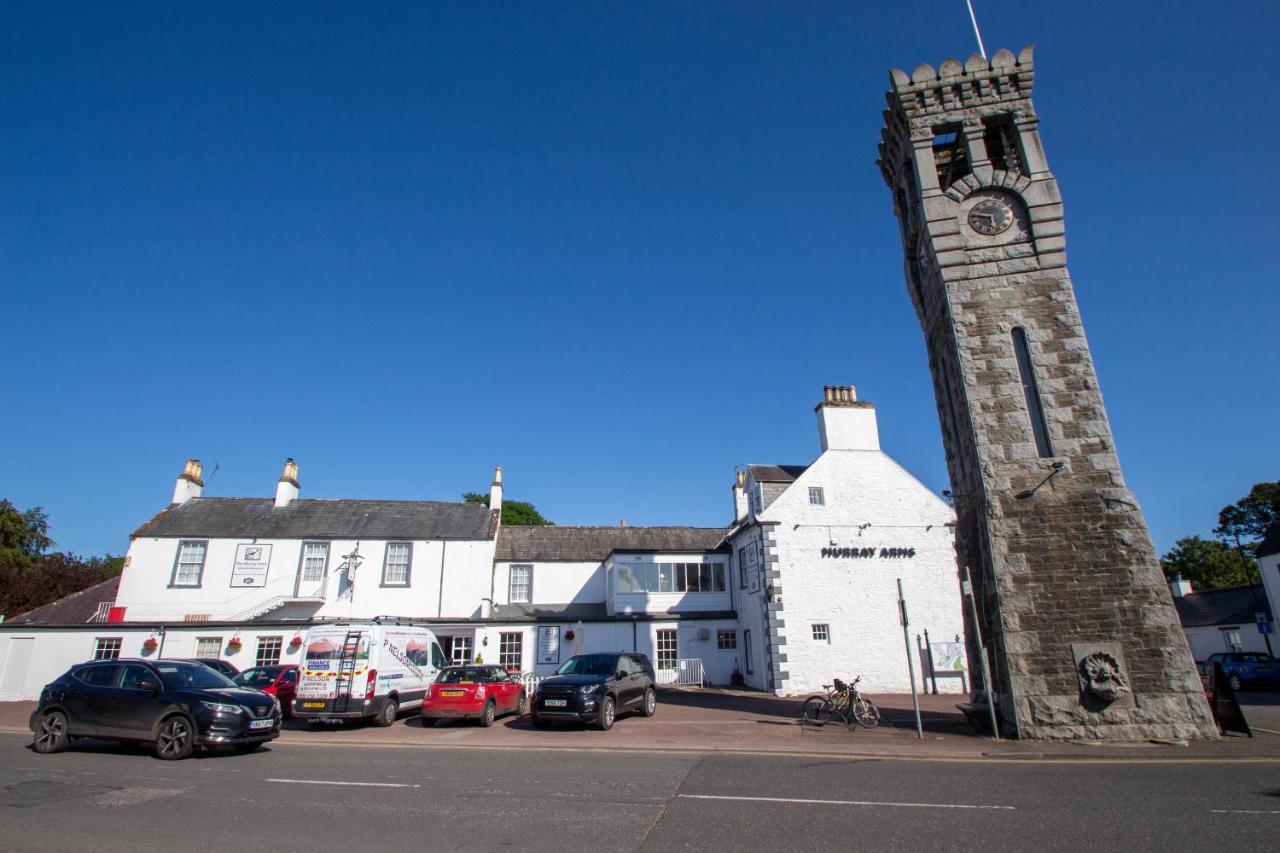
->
[931, 125, 969, 190]
[983, 116, 1022, 174]
[1012, 327, 1054, 458]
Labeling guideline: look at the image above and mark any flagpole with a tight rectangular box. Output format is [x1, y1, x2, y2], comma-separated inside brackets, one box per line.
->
[965, 0, 988, 59]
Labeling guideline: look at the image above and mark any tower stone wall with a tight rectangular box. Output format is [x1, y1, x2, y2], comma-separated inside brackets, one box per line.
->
[877, 46, 1216, 739]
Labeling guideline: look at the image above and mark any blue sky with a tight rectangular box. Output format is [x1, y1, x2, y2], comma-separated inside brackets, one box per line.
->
[2, 2, 1276, 557]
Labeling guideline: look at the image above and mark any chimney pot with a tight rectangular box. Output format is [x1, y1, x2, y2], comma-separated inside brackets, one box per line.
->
[620, 519, 627, 528]
[275, 458, 300, 508]
[489, 466, 504, 514]
[172, 458, 205, 504]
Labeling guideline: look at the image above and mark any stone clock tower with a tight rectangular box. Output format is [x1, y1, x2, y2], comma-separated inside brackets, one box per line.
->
[878, 46, 1216, 739]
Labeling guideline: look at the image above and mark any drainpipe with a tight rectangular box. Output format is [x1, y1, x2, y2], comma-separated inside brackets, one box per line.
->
[437, 541, 447, 618]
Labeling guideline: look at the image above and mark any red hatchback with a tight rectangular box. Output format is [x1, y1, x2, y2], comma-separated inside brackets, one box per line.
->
[233, 665, 299, 717]
[422, 665, 527, 727]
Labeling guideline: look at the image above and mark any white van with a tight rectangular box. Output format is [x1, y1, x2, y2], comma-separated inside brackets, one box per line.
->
[293, 622, 447, 726]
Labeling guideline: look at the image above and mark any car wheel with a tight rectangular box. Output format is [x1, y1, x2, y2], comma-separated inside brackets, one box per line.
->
[532, 714, 550, 729]
[515, 691, 527, 716]
[154, 716, 194, 760]
[33, 710, 70, 754]
[374, 698, 398, 728]
[479, 700, 497, 728]
[592, 696, 615, 731]
[1228, 674, 1244, 692]
[638, 688, 657, 718]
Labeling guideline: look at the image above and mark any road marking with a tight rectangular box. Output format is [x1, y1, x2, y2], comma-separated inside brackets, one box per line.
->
[266, 778, 420, 788]
[1210, 808, 1280, 815]
[678, 793, 1014, 811]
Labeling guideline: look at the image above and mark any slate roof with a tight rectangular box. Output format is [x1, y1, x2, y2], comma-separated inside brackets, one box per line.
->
[7, 576, 121, 625]
[133, 498, 497, 541]
[747, 464, 809, 483]
[1258, 522, 1280, 559]
[490, 602, 737, 622]
[1174, 585, 1273, 628]
[495, 526, 730, 562]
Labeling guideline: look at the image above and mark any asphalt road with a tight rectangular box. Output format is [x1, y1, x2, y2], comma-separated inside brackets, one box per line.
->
[1, 732, 1278, 852]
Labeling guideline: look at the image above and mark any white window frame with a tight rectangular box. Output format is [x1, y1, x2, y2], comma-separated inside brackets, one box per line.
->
[381, 542, 413, 587]
[255, 636, 283, 667]
[509, 564, 533, 603]
[300, 541, 329, 583]
[750, 484, 763, 515]
[812, 623, 830, 643]
[716, 629, 737, 650]
[808, 486, 825, 506]
[93, 637, 122, 661]
[194, 637, 223, 658]
[450, 636, 474, 666]
[498, 632, 524, 671]
[655, 628, 678, 670]
[170, 540, 208, 588]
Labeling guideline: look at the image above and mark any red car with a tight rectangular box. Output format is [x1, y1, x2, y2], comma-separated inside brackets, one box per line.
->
[233, 665, 299, 716]
[421, 665, 527, 727]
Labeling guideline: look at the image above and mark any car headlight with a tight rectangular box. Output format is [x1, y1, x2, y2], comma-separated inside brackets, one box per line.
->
[579, 683, 601, 694]
[202, 701, 244, 715]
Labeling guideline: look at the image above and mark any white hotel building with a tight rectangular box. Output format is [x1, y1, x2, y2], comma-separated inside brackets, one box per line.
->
[0, 387, 967, 701]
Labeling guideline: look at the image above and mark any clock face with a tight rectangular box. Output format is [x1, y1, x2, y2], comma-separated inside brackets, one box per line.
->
[967, 198, 1014, 236]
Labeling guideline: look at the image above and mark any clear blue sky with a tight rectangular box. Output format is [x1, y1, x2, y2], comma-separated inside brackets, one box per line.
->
[2, 2, 1276, 557]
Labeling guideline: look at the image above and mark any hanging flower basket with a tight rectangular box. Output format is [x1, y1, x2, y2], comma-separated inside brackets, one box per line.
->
[142, 637, 158, 653]
[227, 636, 243, 653]
[564, 630, 575, 641]
[289, 635, 303, 647]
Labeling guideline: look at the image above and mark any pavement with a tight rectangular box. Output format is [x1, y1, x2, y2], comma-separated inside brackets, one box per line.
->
[2, 733, 1279, 852]
[5, 687, 1280, 762]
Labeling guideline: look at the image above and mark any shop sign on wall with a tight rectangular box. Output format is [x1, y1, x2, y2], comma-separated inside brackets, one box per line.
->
[230, 543, 273, 587]
[820, 546, 917, 559]
[537, 626, 561, 665]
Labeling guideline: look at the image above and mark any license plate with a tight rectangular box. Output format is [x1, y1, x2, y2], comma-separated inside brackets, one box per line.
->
[544, 699, 567, 707]
[249, 719, 274, 730]
[302, 702, 326, 709]
[441, 690, 465, 697]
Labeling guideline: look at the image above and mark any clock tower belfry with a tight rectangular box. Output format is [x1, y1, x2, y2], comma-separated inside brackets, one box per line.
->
[878, 46, 1216, 739]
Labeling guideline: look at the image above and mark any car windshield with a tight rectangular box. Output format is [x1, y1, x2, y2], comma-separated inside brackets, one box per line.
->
[234, 667, 281, 688]
[556, 655, 618, 676]
[437, 668, 486, 684]
[156, 662, 238, 690]
[1238, 654, 1270, 663]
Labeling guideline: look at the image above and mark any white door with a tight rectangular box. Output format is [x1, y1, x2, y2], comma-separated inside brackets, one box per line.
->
[0, 638, 35, 700]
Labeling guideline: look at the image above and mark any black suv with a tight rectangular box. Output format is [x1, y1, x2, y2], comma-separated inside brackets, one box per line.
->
[30, 658, 280, 760]
[531, 653, 657, 730]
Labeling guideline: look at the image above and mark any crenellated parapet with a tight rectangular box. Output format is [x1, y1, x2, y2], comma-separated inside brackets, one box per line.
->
[890, 45, 1035, 123]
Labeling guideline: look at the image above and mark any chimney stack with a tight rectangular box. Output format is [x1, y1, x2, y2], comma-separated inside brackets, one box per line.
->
[489, 467, 503, 513]
[732, 470, 748, 522]
[815, 384, 880, 452]
[275, 458, 300, 508]
[620, 519, 627, 528]
[1169, 574, 1193, 598]
[172, 459, 204, 505]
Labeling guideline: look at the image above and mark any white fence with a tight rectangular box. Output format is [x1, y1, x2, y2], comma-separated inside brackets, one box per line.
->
[655, 658, 704, 687]
[516, 672, 542, 694]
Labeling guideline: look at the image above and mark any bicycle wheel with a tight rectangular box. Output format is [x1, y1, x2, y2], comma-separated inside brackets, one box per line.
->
[853, 699, 880, 729]
[801, 696, 834, 724]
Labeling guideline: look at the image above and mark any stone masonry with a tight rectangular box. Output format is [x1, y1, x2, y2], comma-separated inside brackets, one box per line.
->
[877, 46, 1217, 739]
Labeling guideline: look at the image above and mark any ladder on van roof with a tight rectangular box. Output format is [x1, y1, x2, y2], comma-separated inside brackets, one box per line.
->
[333, 630, 363, 713]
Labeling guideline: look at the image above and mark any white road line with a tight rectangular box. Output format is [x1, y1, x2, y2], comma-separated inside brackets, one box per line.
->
[267, 778, 420, 788]
[1210, 809, 1280, 815]
[678, 793, 1014, 811]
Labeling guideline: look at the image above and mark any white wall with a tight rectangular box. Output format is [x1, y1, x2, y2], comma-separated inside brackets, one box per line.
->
[1183, 624, 1272, 661]
[758, 448, 966, 695]
[1260, 552, 1280, 649]
[117, 536, 496, 622]
[727, 528, 770, 692]
[492, 561, 604, 607]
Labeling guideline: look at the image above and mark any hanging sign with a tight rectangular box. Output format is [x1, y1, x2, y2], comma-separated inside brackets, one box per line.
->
[230, 543, 273, 587]
[537, 626, 561, 665]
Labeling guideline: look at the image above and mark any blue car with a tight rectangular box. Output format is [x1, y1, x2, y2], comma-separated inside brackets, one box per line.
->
[1206, 652, 1280, 692]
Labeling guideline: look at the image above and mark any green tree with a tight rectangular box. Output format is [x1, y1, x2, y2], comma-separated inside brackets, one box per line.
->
[0, 499, 53, 568]
[463, 492, 552, 526]
[1160, 535, 1252, 591]
[1214, 481, 1280, 547]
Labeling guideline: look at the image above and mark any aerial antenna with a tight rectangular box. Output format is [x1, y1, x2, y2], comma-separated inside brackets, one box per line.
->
[965, 0, 988, 59]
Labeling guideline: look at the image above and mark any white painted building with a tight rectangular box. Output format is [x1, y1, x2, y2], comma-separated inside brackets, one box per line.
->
[0, 386, 968, 701]
[1171, 576, 1275, 661]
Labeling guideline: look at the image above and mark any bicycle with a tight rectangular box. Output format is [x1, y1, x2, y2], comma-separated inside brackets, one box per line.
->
[800, 676, 880, 729]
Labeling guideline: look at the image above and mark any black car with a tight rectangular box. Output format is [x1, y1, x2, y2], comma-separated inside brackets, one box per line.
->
[176, 658, 240, 678]
[30, 658, 280, 760]
[531, 653, 657, 731]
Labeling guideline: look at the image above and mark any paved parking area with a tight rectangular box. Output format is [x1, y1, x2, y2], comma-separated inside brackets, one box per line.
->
[5, 688, 1280, 760]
